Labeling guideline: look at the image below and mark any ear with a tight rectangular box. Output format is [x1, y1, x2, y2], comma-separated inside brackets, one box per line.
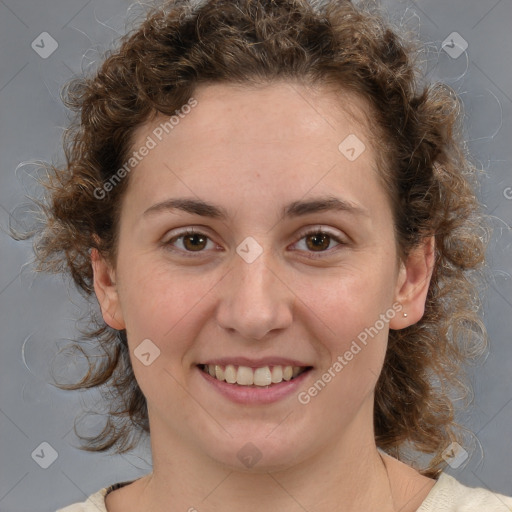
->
[91, 248, 125, 330]
[389, 236, 435, 330]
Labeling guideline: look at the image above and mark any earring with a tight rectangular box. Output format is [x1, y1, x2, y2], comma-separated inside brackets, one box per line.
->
[403, 312, 408, 318]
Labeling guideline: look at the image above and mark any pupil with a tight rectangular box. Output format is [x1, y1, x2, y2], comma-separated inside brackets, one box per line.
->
[185, 234, 206, 251]
[183, 233, 330, 252]
[308, 233, 329, 251]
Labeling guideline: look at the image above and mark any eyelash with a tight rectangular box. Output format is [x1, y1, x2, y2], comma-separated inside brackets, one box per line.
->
[163, 227, 347, 259]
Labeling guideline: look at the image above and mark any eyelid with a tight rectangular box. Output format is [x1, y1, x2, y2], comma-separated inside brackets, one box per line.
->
[163, 225, 348, 257]
[295, 225, 346, 242]
[162, 227, 219, 257]
[164, 226, 213, 241]
[290, 226, 347, 257]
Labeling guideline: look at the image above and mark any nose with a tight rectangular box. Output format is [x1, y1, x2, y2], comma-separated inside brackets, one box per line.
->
[215, 247, 294, 341]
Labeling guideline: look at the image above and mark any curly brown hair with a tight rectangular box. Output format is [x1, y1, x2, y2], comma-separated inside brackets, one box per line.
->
[23, 0, 490, 478]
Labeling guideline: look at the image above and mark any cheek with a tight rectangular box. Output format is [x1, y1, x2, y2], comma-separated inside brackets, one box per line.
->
[118, 267, 213, 405]
[298, 279, 392, 420]
[117, 261, 217, 350]
[293, 262, 395, 337]
[295, 261, 394, 386]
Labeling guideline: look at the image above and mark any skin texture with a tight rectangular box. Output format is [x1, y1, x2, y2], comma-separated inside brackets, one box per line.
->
[92, 82, 436, 512]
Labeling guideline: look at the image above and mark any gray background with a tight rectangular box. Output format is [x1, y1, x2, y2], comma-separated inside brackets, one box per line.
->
[0, 0, 511, 511]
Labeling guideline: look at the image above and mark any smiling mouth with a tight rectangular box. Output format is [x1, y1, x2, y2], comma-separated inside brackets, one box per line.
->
[198, 364, 312, 387]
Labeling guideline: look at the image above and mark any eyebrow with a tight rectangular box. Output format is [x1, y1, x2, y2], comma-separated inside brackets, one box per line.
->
[143, 195, 369, 220]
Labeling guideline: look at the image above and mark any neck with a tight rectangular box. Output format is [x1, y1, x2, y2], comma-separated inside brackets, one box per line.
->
[133, 404, 396, 512]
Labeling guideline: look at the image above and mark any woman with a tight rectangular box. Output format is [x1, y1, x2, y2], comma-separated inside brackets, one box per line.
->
[29, 0, 512, 510]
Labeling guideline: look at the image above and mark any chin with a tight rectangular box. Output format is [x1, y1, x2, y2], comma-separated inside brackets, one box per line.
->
[204, 431, 310, 474]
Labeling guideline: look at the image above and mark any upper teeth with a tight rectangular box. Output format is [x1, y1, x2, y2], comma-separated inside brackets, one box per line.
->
[203, 364, 304, 386]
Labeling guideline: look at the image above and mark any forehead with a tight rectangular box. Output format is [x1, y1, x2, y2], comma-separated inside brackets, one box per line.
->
[143, 81, 373, 146]
[121, 81, 387, 224]
[129, 81, 378, 176]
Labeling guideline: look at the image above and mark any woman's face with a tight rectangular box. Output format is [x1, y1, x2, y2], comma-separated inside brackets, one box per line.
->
[93, 81, 433, 471]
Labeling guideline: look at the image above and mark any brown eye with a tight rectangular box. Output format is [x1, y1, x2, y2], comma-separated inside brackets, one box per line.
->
[181, 232, 208, 251]
[305, 232, 331, 251]
[293, 228, 346, 258]
[165, 228, 215, 255]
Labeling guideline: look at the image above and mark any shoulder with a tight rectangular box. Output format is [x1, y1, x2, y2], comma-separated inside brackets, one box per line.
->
[55, 488, 109, 512]
[55, 480, 135, 512]
[418, 473, 512, 512]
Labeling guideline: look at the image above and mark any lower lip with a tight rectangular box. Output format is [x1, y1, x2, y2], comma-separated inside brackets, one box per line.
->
[197, 366, 312, 404]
